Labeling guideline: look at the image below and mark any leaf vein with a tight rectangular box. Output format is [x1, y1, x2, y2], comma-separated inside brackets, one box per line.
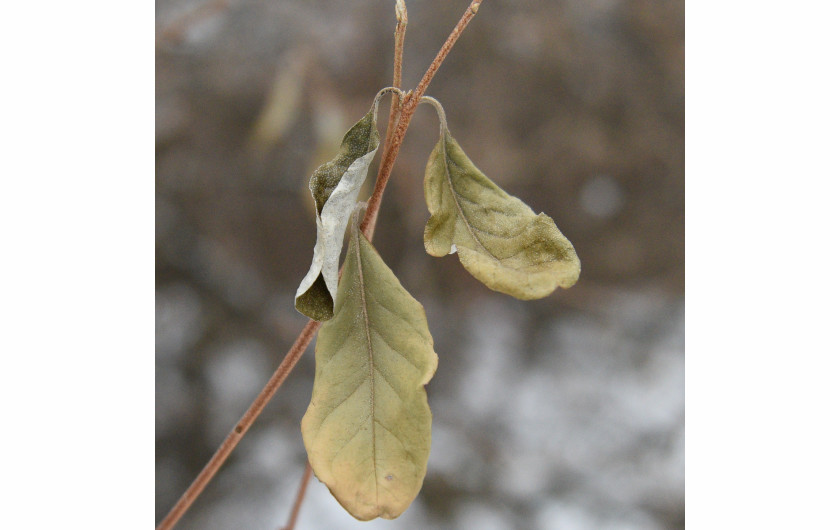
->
[373, 365, 403, 400]
[370, 326, 424, 373]
[356, 231, 380, 504]
[443, 153, 492, 256]
[468, 220, 531, 241]
[374, 418, 409, 456]
[497, 237, 551, 261]
[328, 415, 371, 463]
[451, 189, 514, 218]
[368, 294, 427, 342]
[317, 380, 366, 432]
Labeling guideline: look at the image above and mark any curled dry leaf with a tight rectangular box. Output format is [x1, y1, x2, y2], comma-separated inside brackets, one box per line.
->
[301, 207, 438, 521]
[424, 128, 581, 299]
[295, 106, 380, 321]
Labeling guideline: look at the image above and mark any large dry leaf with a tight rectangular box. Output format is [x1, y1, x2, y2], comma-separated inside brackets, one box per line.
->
[423, 128, 581, 299]
[295, 108, 380, 321]
[301, 210, 438, 521]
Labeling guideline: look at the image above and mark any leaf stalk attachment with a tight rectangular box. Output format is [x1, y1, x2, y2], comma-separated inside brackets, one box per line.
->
[419, 96, 448, 135]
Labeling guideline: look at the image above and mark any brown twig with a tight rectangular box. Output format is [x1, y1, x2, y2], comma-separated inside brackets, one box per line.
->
[382, 0, 407, 153]
[157, 2, 484, 527]
[156, 321, 321, 530]
[279, 463, 313, 530]
[361, 0, 483, 240]
[367, 0, 408, 232]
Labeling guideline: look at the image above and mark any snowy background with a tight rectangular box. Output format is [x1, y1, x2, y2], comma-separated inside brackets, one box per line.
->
[156, 0, 684, 528]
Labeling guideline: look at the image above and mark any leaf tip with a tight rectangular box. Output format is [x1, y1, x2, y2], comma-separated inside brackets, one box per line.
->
[294, 273, 335, 321]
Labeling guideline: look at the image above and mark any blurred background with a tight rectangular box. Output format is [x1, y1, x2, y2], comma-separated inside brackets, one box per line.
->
[156, 0, 684, 528]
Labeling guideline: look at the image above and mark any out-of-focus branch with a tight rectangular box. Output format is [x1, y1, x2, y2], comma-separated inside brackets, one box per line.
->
[279, 463, 313, 530]
[156, 0, 231, 48]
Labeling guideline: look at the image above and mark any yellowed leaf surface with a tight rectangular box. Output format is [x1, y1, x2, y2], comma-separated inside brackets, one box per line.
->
[301, 211, 438, 521]
[424, 129, 581, 299]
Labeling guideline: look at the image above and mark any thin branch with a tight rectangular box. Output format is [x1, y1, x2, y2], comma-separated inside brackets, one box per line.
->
[367, 0, 409, 232]
[411, 0, 482, 107]
[279, 463, 313, 530]
[382, 0, 407, 154]
[361, 0, 484, 240]
[157, 2, 485, 527]
[156, 320, 321, 530]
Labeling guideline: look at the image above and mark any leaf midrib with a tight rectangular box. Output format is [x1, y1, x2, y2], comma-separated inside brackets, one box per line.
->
[354, 227, 380, 506]
[441, 137, 496, 260]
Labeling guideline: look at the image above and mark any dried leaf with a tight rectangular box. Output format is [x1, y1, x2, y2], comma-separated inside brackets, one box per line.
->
[301, 209, 438, 521]
[295, 107, 380, 321]
[423, 128, 581, 299]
